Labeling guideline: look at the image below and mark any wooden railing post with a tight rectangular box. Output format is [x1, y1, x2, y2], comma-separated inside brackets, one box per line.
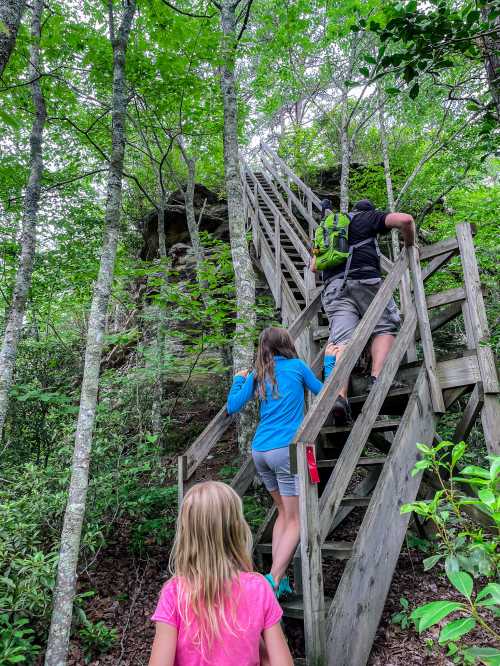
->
[391, 230, 416, 362]
[408, 246, 445, 413]
[297, 442, 326, 665]
[456, 222, 500, 454]
[274, 212, 281, 309]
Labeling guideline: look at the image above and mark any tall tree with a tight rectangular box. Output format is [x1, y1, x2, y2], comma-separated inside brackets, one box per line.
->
[218, 0, 256, 447]
[44, 2, 136, 663]
[0, 0, 46, 444]
[0, 0, 26, 77]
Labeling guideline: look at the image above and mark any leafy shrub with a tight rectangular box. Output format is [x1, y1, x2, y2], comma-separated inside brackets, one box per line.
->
[402, 442, 499, 578]
[401, 441, 499, 664]
[0, 615, 40, 664]
[78, 620, 118, 663]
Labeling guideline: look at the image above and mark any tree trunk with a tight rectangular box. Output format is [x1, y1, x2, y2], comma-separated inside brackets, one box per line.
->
[481, 6, 500, 120]
[0, 0, 45, 445]
[220, 1, 256, 450]
[151, 192, 167, 437]
[0, 0, 26, 76]
[44, 3, 136, 664]
[339, 91, 350, 213]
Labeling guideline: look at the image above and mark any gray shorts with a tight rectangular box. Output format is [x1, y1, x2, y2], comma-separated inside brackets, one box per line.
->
[322, 277, 401, 346]
[252, 447, 299, 497]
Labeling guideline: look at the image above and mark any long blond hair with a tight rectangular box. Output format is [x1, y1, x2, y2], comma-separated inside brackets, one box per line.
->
[169, 481, 253, 657]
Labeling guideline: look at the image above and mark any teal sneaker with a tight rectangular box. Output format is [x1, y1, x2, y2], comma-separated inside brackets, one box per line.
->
[264, 573, 278, 597]
[277, 576, 293, 598]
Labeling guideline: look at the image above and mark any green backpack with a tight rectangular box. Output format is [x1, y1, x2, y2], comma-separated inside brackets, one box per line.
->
[313, 212, 353, 272]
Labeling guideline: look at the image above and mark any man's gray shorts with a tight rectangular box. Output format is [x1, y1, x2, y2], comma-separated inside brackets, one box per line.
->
[322, 277, 401, 346]
[252, 447, 299, 497]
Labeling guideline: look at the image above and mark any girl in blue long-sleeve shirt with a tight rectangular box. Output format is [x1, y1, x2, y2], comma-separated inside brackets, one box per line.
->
[227, 326, 335, 598]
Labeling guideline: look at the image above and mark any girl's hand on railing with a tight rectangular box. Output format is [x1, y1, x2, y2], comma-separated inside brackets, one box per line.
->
[235, 369, 249, 378]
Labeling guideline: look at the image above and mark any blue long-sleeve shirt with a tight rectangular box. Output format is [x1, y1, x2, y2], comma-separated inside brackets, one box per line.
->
[226, 355, 335, 452]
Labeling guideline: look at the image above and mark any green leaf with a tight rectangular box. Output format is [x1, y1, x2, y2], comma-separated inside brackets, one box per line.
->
[478, 488, 495, 507]
[460, 465, 490, 479]
[423, 554, 442, 571]
[439, 617, 476, 643]
[476, 583, 500, 605]
[411, 600, 463, 632]
[445, 555, 460, 576]
[451, 442, 465, 468]
[447, 571, 473, 599]
[409, 82, 419, 99]
[463, 647, 500, 666]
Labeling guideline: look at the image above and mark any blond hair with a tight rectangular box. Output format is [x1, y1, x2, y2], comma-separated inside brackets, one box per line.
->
[169, 481, 253, 657]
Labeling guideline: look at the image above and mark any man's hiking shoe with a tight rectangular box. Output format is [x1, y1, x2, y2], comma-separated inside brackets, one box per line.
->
[277, 576, 293, 599]
[333, 396, 352, 426]
[369, 376, 408, 392]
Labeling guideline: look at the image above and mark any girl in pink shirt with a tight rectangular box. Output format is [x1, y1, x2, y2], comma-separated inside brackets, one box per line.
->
[148, 481, 293, 666]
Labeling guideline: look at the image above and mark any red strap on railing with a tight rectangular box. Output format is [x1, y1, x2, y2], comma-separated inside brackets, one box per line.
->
[306, 444, 320, 484]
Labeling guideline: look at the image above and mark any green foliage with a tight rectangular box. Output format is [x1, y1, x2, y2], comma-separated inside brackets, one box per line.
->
[402, 441, 499, 578]
[401, 440, 499, 663]
[0, 615, 40, 665]
[78, 620, 118, 664]
[391, 597, 411, 629]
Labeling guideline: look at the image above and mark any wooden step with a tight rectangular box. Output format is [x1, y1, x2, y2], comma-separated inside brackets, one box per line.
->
[341, 494, 372, 507]
[281, 594, 333, 620]
[321, 418, 400, 435]
[255, 541, 353, 560]
[317, 455, 387, 468]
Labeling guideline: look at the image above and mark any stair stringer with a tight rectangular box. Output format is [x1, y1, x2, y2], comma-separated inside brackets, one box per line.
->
[326, 368, 437, 666]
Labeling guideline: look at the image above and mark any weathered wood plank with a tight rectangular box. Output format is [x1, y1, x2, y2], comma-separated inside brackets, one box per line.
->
[260, 142, 322, 210]
[288, 288, 323, 341]
[184, 407, 235, 477]
[317, 456, 387, 468]
[456, 222, 500, 455]
[297, 443, 326, 664]
[426, 286, 465, 309]
[230, 455, 256, 497]
[408, 246, 445, 413]
[326, 370, 437, 666]
[321, 418, 401, 435]
[260, 154, 315, 240]
[421, 250, 457, 282]
[420, 237, 459, 260]
[453, 383, 484, 443]
[318, 309, 417, 541]
[256, 540, 353, 559]
[295, 252, 407, 445]
[456, 223, 499, 390]
[246, 166, 311, 264]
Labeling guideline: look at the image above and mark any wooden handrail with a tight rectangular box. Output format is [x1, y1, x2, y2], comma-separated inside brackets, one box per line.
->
[293, 250, 408, 445]
[243, 163, 311, 265]
[260, 153, 318, 238]
[260, 142, 322, 211]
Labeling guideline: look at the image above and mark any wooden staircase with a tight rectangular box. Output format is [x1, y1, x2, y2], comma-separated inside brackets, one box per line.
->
[178, 143, 500, 666]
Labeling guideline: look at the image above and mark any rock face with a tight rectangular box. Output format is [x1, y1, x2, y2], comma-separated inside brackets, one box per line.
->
[139, 184, 228, 260]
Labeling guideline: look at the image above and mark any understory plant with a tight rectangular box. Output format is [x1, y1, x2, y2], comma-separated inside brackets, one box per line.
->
[401, 441, 499, 664]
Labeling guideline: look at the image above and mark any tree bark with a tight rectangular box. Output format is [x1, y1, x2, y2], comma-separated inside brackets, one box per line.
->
[481, 6, 500, 120]
[0, 0, 26, 77]
[44, 3, 136, 664]
[339, 89, 350, 213]
[220, 1, 256, 450]
[0, 0, 45, 445]
[151, 187, 167, 437]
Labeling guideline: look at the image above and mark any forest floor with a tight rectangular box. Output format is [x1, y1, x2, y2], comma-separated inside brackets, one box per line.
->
[58, 437, 495, 666]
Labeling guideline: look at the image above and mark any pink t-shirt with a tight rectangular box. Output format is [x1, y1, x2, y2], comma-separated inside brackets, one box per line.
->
[151, 572, 282, 666]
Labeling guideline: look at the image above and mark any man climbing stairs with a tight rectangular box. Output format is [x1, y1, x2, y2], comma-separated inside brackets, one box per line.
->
[177, 143, 500, 666]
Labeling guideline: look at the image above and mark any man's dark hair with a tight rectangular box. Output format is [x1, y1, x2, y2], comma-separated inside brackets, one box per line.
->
[353, 199, 375, 212]
[321, 198, 333, 216]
